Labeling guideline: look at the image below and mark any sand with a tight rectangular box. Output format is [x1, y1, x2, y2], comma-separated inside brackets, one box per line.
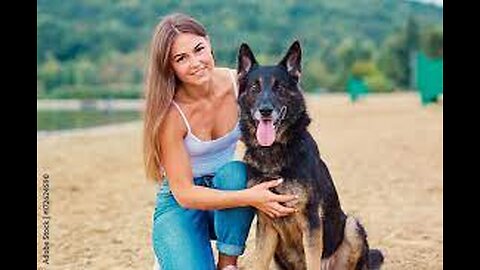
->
[37, 92, 443, 269]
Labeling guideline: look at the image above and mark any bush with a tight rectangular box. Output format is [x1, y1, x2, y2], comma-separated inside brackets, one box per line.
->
[365, 74, 394, 93]
[349, 60, 393, 93]
[303, 59, 336, 93]
[351, 60, 377, 78]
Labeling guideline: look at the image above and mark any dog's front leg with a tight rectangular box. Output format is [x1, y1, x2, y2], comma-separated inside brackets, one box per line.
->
[254, 214, 279, 270]
[299, 213, 323, 270]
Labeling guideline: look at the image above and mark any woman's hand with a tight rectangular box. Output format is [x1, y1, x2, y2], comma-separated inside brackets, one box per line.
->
[247, 178, 298, 218]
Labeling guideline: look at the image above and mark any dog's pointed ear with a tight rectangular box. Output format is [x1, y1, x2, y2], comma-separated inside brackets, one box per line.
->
[237, 43, 258, 80]
[278, 40, 302, 82]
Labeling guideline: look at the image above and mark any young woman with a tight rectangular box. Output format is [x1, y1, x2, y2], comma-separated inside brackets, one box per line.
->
[143, 13, 297, 270]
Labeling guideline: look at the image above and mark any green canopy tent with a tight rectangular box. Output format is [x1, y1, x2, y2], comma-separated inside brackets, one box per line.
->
[415, 51, 443, 105]
[347, 75, 368, 102]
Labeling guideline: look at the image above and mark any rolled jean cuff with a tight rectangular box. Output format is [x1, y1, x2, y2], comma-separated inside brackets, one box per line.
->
[216, 241, 245, 256]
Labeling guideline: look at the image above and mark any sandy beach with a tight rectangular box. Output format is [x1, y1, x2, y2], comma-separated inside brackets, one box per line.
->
[37, 92, 443, 269]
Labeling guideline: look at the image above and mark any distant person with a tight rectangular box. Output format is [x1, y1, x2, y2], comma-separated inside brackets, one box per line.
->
[143, 13, 297, 270]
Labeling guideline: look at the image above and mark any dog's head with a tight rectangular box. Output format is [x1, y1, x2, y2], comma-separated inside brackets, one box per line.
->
[237, 41, 310, 148]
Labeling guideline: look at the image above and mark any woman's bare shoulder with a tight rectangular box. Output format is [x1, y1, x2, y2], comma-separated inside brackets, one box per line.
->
[214, 67, 237, 79]
[213, 67, 237, 95]
[161, 104, 188, 138]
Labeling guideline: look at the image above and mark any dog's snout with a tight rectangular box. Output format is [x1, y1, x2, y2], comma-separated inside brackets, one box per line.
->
[259, 107, 273, 117]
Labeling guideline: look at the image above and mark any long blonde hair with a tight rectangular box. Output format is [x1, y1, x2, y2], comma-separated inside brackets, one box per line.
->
[143, 13, 208, 181]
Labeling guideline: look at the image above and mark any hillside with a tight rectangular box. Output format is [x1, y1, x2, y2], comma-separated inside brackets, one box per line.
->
[37, 0, 443, 95]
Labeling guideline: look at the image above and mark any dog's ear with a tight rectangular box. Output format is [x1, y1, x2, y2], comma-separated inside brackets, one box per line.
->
[237, 43, 258, 80]
[278, 40, 302, 82]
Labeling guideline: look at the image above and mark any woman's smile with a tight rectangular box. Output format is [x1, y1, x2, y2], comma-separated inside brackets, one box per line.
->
[191, 67, 206, 76]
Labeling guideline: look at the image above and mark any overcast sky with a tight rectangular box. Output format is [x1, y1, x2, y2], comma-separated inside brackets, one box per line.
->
[409, 0, 443, 7]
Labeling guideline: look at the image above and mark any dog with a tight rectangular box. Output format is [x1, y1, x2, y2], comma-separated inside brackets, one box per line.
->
[236, 41, 384, 270]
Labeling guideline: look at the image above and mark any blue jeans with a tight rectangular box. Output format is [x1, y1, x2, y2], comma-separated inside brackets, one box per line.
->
[152, 161, 255, 270]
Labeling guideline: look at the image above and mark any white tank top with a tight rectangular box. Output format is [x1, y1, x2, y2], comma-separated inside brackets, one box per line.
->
[171, 69, 241, 177]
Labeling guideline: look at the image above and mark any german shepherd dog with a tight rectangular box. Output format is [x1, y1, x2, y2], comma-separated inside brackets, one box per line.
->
[236, 41, 384, 270]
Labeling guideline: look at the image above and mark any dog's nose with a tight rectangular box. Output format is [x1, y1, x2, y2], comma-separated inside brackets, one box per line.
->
[259, 107, 273, 117]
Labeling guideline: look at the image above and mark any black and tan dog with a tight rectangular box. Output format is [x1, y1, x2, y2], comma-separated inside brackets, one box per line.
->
[236, 41, 384, 270]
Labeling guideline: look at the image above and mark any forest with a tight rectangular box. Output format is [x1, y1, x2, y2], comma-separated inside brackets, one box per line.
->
[37, 0, 443, 99]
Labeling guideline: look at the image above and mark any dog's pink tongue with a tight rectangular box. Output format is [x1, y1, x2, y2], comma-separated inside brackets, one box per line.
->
[256, 120, 276, 146]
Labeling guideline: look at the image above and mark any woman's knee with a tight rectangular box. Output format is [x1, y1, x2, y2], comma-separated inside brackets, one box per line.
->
[214, 161, 247, 191]
[152, 210, 215, 270]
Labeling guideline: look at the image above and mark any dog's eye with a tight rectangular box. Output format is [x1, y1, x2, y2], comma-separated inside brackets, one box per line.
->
[272, 81, 287, 93]
[250, 84, 261, 93]
[274, 84, 285, 92]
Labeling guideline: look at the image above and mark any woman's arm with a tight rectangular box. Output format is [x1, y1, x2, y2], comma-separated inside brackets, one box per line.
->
[160, 106, 297, 217]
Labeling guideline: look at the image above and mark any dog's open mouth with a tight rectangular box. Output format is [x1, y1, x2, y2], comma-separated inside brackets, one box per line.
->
[255, 106, 286, 147]
[256, 117, 279, 147]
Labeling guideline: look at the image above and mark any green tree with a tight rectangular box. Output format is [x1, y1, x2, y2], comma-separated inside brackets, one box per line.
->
[357, 40, 376, 61]
[36, 0, 443, 97]
[422, 26, 443, 58]
[378, 33, 409, 89]
[406, 16, 420, 51]
[336, 38, 357, 72]
[406, 16, 420, 88]
[303, 57, 335, 92]
[72, 58, 98, 86]
[351, 60, 393, 92]
[37, 53, 62, 92]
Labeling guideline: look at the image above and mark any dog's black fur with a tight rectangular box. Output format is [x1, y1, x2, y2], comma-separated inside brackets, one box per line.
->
[237, 41, 384, 270]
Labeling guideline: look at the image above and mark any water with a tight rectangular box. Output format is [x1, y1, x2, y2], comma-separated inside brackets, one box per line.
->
[37, 110, 141, 131]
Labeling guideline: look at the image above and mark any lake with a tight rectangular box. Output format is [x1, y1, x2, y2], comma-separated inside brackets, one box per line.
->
[37, 110, 142, 131]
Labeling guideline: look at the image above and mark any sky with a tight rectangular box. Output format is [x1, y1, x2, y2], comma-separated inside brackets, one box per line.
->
[409, 0, 443, 7]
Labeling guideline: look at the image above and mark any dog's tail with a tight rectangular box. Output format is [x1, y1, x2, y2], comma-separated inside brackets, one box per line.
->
[367, 249, 384, 269]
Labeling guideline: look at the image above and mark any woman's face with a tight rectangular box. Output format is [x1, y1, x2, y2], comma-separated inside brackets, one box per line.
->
[170, 33, 214, 87]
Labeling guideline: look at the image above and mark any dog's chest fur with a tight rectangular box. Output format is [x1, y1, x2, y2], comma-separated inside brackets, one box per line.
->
[248, 176, 310, 210]
[244, 136, 321, 212]
[244, 132, 346, 262]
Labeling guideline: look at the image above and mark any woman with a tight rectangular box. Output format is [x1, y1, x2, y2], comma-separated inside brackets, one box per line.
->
[143, 13, 297, 270]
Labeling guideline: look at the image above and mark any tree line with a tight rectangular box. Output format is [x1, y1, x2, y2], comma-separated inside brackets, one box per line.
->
[37, 0, 443, 98]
